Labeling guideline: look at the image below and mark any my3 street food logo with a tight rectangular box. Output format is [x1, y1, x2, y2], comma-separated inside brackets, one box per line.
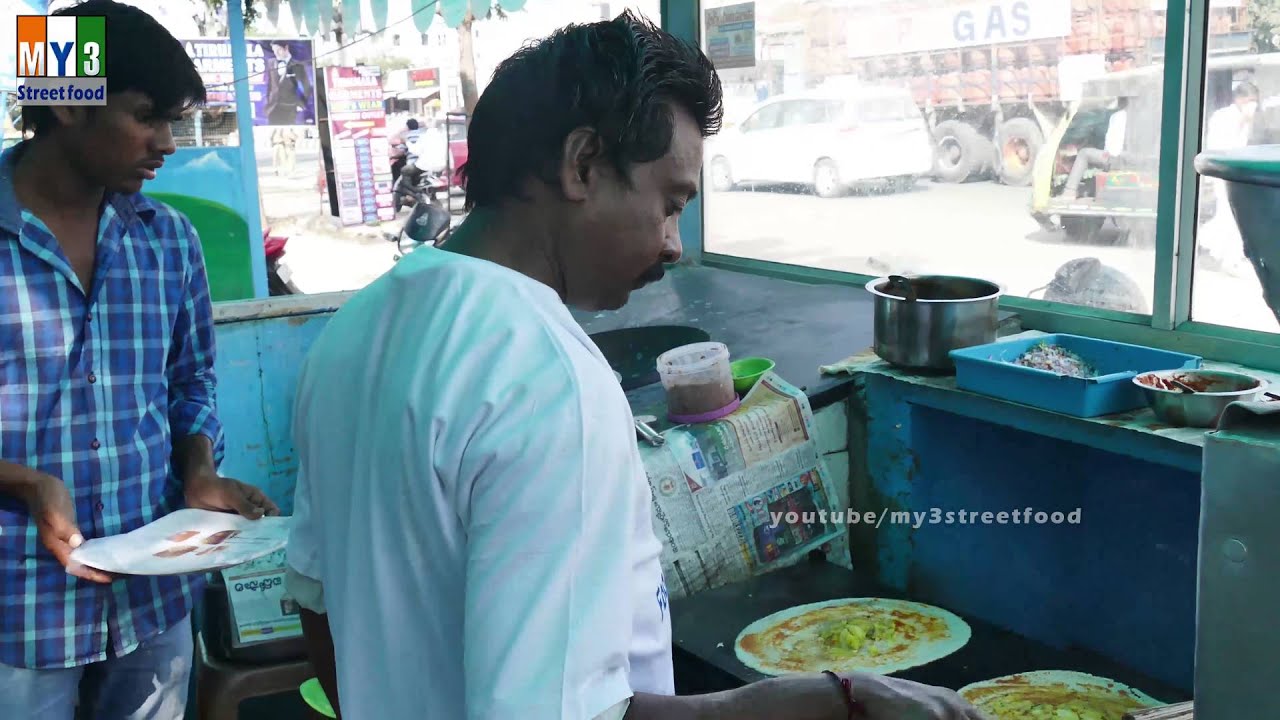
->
[15, 14, 107, 106]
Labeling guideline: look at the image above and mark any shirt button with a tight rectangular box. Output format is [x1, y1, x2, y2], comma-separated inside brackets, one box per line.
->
[96, 502, 104, 512]
[90, 439, 101, 450]
[88, 372, 97, 384]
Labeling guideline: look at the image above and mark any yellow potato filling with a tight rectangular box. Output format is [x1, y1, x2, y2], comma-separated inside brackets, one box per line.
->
[819, 618, 899, 658]
[980, 696, 1135, 720]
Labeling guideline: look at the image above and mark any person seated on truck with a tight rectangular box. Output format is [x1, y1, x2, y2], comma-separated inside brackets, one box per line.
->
[1063, 97, 1128, 200]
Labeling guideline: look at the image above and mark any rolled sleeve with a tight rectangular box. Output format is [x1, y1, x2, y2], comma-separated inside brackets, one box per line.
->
[166, 218, 225, 464]
[460, 358, 638, 720]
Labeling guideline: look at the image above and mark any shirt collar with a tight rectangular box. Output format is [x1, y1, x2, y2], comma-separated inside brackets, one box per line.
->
[0, 141, 161, 236]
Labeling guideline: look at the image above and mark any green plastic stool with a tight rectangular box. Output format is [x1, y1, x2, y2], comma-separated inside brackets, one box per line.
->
[299, 678, 336, 718]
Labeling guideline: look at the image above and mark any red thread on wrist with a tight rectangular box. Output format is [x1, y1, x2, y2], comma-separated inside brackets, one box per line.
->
[823, 671, 867, 718]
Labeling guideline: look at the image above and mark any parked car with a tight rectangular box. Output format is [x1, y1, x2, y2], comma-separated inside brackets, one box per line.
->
[705, 86, 934, 198]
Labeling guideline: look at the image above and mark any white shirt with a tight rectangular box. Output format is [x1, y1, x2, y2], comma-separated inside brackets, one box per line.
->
[285, 247, 674, 720]
[1104, 109, 1127, 155]
[1206, 102, 1256, 151]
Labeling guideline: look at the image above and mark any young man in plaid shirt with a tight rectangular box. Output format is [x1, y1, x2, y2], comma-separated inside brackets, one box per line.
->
[0, 2, 278, 717]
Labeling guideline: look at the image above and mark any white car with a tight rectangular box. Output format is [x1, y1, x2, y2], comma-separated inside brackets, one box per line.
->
[706, 87, 934, 198]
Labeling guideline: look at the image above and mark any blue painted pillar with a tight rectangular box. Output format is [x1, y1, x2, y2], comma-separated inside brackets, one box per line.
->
[662, 0, 704, 265]
[228, 0, 268, 298]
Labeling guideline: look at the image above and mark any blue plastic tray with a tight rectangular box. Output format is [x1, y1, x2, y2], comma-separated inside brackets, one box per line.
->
[948, 334, 1203, 417]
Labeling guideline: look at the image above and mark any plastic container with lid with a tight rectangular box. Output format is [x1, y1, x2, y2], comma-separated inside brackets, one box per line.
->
[657, 342, 739, 424]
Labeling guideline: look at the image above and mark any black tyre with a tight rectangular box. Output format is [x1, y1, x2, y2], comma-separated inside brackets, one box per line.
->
[1060, 216, 1107, 244]
[997, 117, 1044, 187]
[932, 120, 992, 183]
[709, 156, 734, 192]
[813, 158, 844, 198]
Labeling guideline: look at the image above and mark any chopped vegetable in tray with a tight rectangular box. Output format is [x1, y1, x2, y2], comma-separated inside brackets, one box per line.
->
[1010, 343, 1096, 378]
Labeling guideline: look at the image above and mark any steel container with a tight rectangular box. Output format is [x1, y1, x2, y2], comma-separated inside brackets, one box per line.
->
[866, 275, 1003, 371]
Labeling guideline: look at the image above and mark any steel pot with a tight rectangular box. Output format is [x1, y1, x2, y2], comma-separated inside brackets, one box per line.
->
[866, 275, 1003, 371]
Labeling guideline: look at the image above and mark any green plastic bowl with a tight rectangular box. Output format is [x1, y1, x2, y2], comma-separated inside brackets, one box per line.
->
[300, 678, 336, 718]
[732, 357, 776, 393]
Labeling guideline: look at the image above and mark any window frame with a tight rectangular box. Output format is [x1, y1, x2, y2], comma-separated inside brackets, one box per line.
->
[211, 0, 1280, 373]
[679, 0, 1280, 373]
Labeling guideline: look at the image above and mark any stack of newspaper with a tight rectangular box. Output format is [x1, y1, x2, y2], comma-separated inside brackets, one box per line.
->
[642, 372, 843, 599]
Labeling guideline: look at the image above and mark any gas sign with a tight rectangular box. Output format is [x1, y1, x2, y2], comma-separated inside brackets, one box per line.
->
[847, 0, 1072, 58]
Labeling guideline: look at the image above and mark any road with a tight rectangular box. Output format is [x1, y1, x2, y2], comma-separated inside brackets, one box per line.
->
[257, 155, 1279, 334]
[703, 181, 1278, 333]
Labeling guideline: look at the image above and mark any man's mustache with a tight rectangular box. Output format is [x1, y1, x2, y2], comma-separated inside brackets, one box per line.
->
[638, 263, 667, 285]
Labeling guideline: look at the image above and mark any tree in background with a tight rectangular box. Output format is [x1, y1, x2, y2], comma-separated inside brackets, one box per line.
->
[454, 5, 510, 115]
[1249, 0, 1280, 53]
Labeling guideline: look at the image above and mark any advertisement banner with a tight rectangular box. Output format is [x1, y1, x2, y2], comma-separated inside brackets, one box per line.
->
[181, 38, 317, 126]
[704, 2, 755, 70]
[323, 66, 394, 225]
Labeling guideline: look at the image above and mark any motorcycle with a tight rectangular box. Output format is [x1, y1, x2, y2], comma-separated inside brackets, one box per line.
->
[385, 189, 454, 260]
[392, 159, 449, 214]
[264, 227, 302, 295]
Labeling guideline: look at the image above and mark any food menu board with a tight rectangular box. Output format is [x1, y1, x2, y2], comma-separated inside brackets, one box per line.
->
[322, 66, 394, 225]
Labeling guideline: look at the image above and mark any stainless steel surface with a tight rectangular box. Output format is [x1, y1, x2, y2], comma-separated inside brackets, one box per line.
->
[866, 275, 1003, 371]
[1133, 370, 1267, 428]
[1197, 401, 1280, 720]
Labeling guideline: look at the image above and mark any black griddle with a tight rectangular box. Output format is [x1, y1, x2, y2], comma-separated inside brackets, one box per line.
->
[669, 556, 1191, 703]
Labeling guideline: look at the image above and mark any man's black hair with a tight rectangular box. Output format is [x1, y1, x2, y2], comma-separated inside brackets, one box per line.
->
[460, 10, 723, 210]
[1235, 81, 1260, 101]
[407, 118, 420, 130]
[21, 0, 206, 136]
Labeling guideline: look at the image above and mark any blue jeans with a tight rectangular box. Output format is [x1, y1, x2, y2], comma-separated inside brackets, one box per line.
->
[0, 614, 192, 720]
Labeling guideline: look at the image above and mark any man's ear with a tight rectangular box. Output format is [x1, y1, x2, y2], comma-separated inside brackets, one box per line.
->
[50, 106, 90, 129]
[558, 126, 604, 202]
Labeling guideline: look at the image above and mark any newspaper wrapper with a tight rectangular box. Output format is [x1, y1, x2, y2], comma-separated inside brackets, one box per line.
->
[643, 371, 843, 598]
[220, 548, 304, 645]
[69, 508, 291, 576]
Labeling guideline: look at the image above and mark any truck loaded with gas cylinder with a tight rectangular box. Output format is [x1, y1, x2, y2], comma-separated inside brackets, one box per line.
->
[808, 0, 1253, 186]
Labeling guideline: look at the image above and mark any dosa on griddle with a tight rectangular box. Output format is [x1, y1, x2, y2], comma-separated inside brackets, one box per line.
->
[959, 670, 1165, 720]
[733, 597, 971, 676]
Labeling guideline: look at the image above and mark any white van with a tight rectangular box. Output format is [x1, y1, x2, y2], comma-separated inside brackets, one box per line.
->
[705, 86, 934, 198]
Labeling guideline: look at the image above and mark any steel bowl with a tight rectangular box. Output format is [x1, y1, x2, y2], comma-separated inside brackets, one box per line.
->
[866, 275, 1003, 371]
[1133, 369, 1267, 428]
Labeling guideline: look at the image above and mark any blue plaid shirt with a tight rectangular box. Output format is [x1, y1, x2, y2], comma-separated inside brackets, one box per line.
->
[0, 143, 224, 669]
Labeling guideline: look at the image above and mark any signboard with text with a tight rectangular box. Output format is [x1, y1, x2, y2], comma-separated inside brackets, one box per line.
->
[704, 3, 756, 70]
[846, 0, 1071, 59]
[322, 66, 393, 226]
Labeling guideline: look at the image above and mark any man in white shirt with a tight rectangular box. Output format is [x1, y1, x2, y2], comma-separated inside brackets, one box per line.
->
[1199, 81, 1259, 273]
[1063, 97, 1129, 200]
[285, 11, 985, 720]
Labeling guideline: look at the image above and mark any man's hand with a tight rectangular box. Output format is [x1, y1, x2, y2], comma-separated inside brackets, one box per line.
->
[841, 672, 989, 720]
[25, 474, 114, 584]
[184, 471, 280, 519]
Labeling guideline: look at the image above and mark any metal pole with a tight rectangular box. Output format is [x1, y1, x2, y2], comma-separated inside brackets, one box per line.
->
[229, 0, 268, 298]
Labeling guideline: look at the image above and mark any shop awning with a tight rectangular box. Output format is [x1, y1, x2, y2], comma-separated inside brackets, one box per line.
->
[393, 88, 442, 100]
